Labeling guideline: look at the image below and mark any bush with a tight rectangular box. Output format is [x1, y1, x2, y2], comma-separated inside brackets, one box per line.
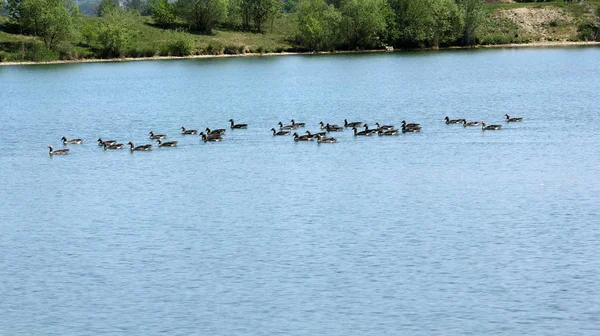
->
[162, 32, 195, 56]
[577, 24, 599, 42]
[0, 51, 9, 62]
[204, 41, 223, 54]
[223, 44, 244, 54]
[24, 43, 59, 61]
[127, 45, 159, 57]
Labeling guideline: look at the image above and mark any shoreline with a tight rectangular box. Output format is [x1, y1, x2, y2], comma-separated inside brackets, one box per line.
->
[1, 41, 599, 67]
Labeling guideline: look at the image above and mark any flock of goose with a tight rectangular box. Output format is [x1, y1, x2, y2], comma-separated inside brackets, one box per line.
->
[47, 115, 523, 155]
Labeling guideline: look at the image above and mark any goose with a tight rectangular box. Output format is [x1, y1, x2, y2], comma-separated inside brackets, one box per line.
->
[505, 114, 523, 122]
[401, 120, 421, 128]
[481, 121, 502, 130]
[290, 119, 306, 128]
[61, 137, 82, 145]
[378, 129, 400, 136]
[271, 128, 290, 136]
[229, 119, 248, 129]
[205, 127, 226, 135]
[128, 142, 152, 151]
[97, 138, 117, 146]
[200, 133, 222, 142]
[376, 122, 395, 131]
[278, 121, 297, 130]
[148, 131, 166, 139]
[181, 127, 198, 135]
[316, 134, 338, 143]
[103, 142, 124, 150]
[293, 132, 313, 141]
[462, 120, 480, 127]
[156, 139, 178, 147]
[445, 116, 466, 124]
[402, 125, 421, 133]
[344, 119, 362, 128]
[48, 145, 69, 155]
[363, 124, 379, 134]
[305, 130, 326, 139]
[325, 123, 344, 132]
[353, 127, 370, 136]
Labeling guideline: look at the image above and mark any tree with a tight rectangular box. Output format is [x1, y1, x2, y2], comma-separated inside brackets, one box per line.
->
[149, 0, 175, 26]
[7, 0, 77, 48]
[430, 0, 462, 47]
[176, 0, 227, 32]
[388, 0, 433, 47]
[339, 0, 389, 49]
[96, 0, 118, 16]
[233, 0, 280, 31]
[84, 7, 136, 56]
[457, 0, 482, 45]
[124, 0, 145, 12]
[297, 0, 341, 50]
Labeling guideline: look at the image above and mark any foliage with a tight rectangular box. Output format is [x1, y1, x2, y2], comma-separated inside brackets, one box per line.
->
[124, 0, 145, 12]
[6, 0, 77, 48]
[339, 0, 389, 49]
[176, 0, 228, 32]
[283, 0, 296, 13]
[96, 0, 117, 16]
[233, 0, 281, 31]
[296, 0, 340, 50]
[430, 0, 462, 47]
[457, 0, 482, 45]
[85, 7, 137, 57]
[149, 0, 175, 26]
[161, 29, 195, 55]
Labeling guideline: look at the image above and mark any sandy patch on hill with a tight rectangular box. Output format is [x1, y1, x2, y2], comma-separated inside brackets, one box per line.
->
[500, 7, 575, 38]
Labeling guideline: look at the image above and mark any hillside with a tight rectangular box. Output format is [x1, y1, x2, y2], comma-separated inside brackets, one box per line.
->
[1, 0, 599, 63]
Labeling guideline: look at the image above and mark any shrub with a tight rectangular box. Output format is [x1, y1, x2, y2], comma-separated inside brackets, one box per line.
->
[24, 43, 59, 61]
[223, 44, 243, 54]
[204, 41, 223, 54]
[162, 33, 195, 56]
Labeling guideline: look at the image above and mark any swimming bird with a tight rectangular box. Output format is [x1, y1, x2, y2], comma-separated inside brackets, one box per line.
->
[324, 123, 344, 132]
[278, 122, 297, 130]
[156, 139, 178, 147]
[353, 127, 370, 136]
[344, 119, 362, 128]
[290, 119, 306, 128]
[229, 119, 248, 129]
[481, 121, 502, 130]
[401, 120, 421, 128]
[200, 132, 222, 142]
[316, 134, 337, 143]
[293, 132, 313, 141]
[181, 127, 198, 135]
[376, 122, 395, 131]
[103, 142, 124, 150]
[445, 116, 466, 124]
[505, 114, 523, 122]
[206, 127, 226, 135]
[98, 138, 117, 146]
[363, 124, 379, 135]
[61, 137, 83, 145]
[128, 142, 152, 151]
[271, 128, 290, 136]
[148, 131, 166, 139]
[462, 120, 480, 127]
[48, 145, 69, 155]
[305, 130, 327, 139]
[378, 129, 400, 136]
[402, 125, 421, 133]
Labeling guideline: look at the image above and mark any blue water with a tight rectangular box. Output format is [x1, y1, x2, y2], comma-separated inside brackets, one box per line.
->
[1, 47, 600, 335]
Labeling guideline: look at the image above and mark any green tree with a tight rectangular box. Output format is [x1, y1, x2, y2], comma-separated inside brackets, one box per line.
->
[233, 0, 280, 31]
[339, 0, 388, 49]
[149, 0, 175, 26]
[457, 0, 482, 45]
[85, 7, 136, 56]
[388, 0, 432, 47]
[7, 0, 77, 48]
[430, 0, 462, 47]
[96, 0, 118, 16]
[176, 0, 227, 32]
[124, 0, 145, 12]
[297, 0, 341, 50]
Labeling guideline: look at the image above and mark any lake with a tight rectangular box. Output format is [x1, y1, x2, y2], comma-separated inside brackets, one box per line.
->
[1, 47, 600, 335]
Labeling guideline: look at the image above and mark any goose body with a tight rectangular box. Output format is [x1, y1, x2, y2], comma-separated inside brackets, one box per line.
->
[181, 127, 198, 135]
[157, 139, 178, 147]
[344, 119, 362, 128]
[148, 131, 166, 139]
[103, 142, 124, 150]
[293, 132, 313, 141]
[61, 137, 82, 145]
[200, 133, 222, 142]
[316, 135, 338, 143]
[325, 123, 344, 132]
[48, 145, 69, 155]
[229, 119, 248, 129]
[353, 127, 370, 136]
[376, 122, 395, 131]
[363, 124, 379, 135]
[278, 122, 297, 130]
[445, 116, 466, 124]
[481, 121, 502, 130]
[98, 138, 117, 146]
[401, 120, 421, 128]
[378, 129, 400, 136]
[463, 120, 480, 127]
[290, 119, 306, 128]
[505, 114, 523, 122]
[128, 142, 152, 151]
[206, 127, 226, 135]
[305, 130, 327, 139]
[271, 128, 290, 136]
[402, 125, 421, 133]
